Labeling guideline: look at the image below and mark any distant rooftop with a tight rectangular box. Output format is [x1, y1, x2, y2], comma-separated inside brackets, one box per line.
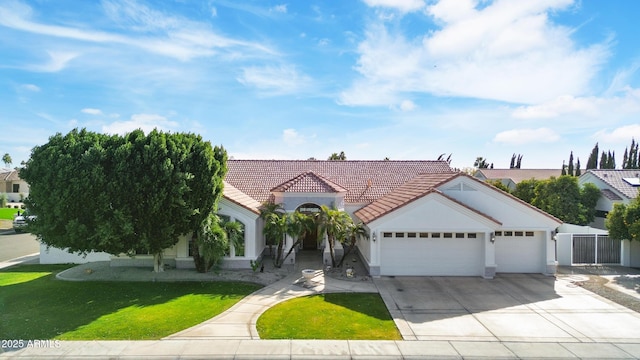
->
[583, 169, 640, 200]
[475, 169, 562, 183]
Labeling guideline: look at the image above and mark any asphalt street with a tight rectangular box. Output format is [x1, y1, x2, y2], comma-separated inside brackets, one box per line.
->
[0, 231, 39, 262]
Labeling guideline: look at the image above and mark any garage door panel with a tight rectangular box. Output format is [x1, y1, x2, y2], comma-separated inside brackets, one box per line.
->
[495, 234, 543, 273]
[381, 237, 482, 276]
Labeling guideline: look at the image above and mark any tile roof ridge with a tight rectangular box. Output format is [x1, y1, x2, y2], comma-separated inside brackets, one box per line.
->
[270, 170, 348, 193]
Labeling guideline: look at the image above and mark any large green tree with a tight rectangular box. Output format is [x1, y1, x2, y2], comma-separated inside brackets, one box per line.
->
[21, 128, 226, 272]
[328, 151, 347, 160]
[606, 198, 640, 242]
[512, 176, 600, 225]
[586, 143, 599, 169]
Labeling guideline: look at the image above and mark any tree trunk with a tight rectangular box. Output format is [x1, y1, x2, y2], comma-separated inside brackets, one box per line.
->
[191, 238, 206, 273]
[328, 236, 336, 267]
[336, 237, 355, 268]
[153, 252, 164, 272]
[274, 238, 284, 268]
[281, 239, 302, 265]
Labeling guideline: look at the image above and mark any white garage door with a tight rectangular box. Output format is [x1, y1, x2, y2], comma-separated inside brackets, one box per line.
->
[495, 231, 543, 273]
[380, 234, 483, 276]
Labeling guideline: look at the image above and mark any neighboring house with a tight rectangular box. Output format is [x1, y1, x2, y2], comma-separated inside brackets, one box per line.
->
[578, 170, 640, 230]
[0, 169, 29, 203]
[474, 169, 561, 191]
[42, 160, 562, 278]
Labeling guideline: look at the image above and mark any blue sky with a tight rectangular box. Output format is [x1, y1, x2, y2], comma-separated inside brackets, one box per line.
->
[1, 0, 639, 170]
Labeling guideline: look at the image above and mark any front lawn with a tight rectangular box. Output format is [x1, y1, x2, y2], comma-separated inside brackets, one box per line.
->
[0, 264, 262, 340]
[257, 293, 401, 340]
[0, 207, 21, 220]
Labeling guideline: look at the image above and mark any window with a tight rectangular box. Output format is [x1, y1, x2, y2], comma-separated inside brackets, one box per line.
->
[467, 233, 477, 238]
[419, 232, 429, 238]
[395, 232, 405, 238]
[525, 231, 534, 237]
[495, 231, 502, 236]
[431, 233, 441, 238]
[443, 233, 452, 238]
[407, 232, 417, 238]
[383, 232, 392, 238]
[455, 233, 465, 238]
[515, 231, 523, 236]
[12, 184, 19, 193]
[504, 231, 513, 236]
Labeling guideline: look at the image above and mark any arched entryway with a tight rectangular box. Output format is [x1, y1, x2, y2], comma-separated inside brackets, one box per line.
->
[296, 203, 321, 250]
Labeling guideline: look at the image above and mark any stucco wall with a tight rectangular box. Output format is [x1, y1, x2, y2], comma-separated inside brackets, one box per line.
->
[39, 243, 111, 264]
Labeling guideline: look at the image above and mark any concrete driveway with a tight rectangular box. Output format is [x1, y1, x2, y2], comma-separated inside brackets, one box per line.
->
[375, 273, 640, 344]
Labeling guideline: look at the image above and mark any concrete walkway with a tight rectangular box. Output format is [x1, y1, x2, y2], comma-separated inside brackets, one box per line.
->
[168, 251, 378, 340]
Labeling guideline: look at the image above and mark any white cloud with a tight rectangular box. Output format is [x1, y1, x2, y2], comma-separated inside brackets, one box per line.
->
[512, 89, 640, 119]
[102, 113, 179, 135]
[318, 38, 330, 46]
[270, 4, 287, 13]
[0, 1, 273, 62]
[493, 128, 560, 145]
[82, 108, 103, 115]
[30, 51, 79, 72]
[237, 65, 312, 95]
[210, 7, 217, 17]
[282, 128, 305, 146]
[399, 100, 416, 111]
[20, 84, 40, 92]
[362, 0, 425, 13]
[593, 125, 640, 143]
[341, 0, 610, 106]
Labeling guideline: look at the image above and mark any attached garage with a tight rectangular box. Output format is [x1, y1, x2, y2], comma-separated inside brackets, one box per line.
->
[494, 231, 544, 273]
[380, 232, 483, 276]
[354, 173, 562, 278]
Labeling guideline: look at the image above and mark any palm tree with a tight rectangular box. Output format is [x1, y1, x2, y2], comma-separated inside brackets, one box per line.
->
[259, 202, 284, 262]
[260, 202, 289, 267]
[280, 211, 314, 265]
[222, 219, 244, 257]
[192, 213, 228, 273]
[316, 205, 352, 267]
[336, 221, 367, 267]
[2, 153, 11, 169]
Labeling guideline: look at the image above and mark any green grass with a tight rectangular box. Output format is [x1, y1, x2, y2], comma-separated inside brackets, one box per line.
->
[257, 293, 402, 340]
[0, 264, 262, 340]
[0, 207, 21, 220]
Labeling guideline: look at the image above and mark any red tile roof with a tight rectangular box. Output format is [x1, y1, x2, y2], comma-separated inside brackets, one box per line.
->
[475, 169, 561, 183]
[222, 181, 262, 214]
[224, 160, 453, 204]
[354, 173, 501, 225]
[354, 172, 562, 225]
[270, 171, 348, 193]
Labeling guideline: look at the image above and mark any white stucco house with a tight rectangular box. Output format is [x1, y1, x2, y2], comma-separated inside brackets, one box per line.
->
[0, 169, 29, 203]
[41, 160, 563, 278]
[578, 169, 640, 230]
